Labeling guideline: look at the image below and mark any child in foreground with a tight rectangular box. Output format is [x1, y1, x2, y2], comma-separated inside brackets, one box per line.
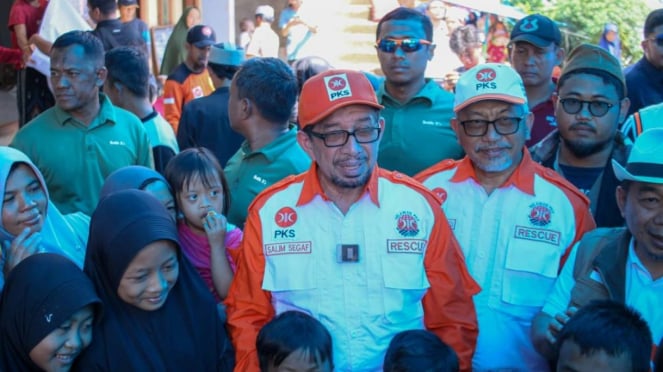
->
[383, 329, 459, 372]
[555, 300, 652, 372]
[257, 310, 333, 372]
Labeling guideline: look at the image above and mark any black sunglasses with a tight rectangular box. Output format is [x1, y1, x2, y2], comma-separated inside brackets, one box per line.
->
[376, 38, 432, 53]
[558, 98, 615, 117]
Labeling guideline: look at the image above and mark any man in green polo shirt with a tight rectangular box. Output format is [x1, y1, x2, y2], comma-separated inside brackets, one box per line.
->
[374, 7, 463, 177]
[11, 30, 153, 216]
[225, 57, 311, 229]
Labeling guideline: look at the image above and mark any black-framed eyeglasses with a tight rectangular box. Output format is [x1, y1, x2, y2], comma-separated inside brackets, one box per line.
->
[376, 38, 432, 53]
[558, 98, 615, 117]
[648, 34, 663, 47]
[308, 127, 381, 147]
[459, 117, 523, 137]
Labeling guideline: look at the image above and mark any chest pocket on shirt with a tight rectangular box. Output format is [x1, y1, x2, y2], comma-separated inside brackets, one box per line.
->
[262, 252, 317, 314]
[502, 241, 560, 312]
[380, 254, 430, 324]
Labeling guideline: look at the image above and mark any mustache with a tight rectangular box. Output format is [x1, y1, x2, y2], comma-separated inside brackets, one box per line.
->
[475, 144, 512, 152]
[568, 123, 597, 133]
[334, 154, 367, 163]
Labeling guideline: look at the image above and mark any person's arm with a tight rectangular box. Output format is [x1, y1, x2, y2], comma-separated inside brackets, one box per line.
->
[29, 34, 53, 56]
[531, 242, 580, 359]
[13, 24, 32, 64]
[2, 228, 42, 278]
[163, 79, 184, 134]
[204, 211, 234, 299]
[531, 307, 577, 360]
[244, 36, 261, 58]
[225, 206, 274, 371]
[423, 200, 480, 372]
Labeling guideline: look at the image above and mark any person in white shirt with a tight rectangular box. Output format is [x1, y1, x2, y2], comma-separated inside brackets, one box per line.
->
[246, 5, 279, 58]
[531, 127, 663, 362]
[415, 62, 595, 371]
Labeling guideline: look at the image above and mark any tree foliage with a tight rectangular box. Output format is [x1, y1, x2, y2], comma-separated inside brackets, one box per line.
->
[503, 0, 651, 66]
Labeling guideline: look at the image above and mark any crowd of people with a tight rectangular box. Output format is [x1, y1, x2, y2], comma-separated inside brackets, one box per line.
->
[2, 0, 663, 371]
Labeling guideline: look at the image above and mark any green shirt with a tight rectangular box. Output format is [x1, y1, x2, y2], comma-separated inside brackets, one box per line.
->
[224, 125, 311, 228]
[376, 79, 463, 176]
[11, 94, 154, 215]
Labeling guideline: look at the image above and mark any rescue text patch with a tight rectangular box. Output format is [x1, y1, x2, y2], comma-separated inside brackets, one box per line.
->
[387, 239, 427, 254]
[513, 225, 560, 246]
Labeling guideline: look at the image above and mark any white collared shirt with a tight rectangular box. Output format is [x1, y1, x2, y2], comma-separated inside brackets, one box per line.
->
[543, 238, 663, 343]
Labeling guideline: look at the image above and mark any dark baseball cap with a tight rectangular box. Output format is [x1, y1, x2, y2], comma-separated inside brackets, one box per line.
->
[186, 25, 216, 48]
[510, 14, 561, 47]
[118, 0, 138, 6]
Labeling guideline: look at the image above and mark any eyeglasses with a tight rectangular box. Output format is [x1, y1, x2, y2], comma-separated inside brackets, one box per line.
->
[648, 34, 663, 47]
[308, 127, 381, 147]
[558, 98, 615, 117]
[459, 117, 523, 137]
[376, 38, 432, 53]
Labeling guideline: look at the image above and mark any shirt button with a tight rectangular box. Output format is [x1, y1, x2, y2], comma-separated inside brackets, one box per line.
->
[351, 330, 360, 337]
[478, 251, 485, 258]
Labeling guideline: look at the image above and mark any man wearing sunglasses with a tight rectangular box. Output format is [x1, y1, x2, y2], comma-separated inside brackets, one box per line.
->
[625, 8, 663, 116]
[416, 63, 595, 371]
[530, 43, 631, 228]
[227, 69, 480, 372]
[374, 7, 463, 177]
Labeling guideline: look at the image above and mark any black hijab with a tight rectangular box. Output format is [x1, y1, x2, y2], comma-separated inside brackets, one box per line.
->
[0, 253, 102, 371]
[74, 190, 234, 371]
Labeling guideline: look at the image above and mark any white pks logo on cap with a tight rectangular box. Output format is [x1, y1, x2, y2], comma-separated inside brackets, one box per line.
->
[324, 73, 352, 101]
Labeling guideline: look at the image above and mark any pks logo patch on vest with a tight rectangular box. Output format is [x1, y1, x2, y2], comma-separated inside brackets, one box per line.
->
[275, 206, 297, 228]
[324, 73, 352, 101]
[396, 211, 420, 237]
[528, 202, 554, 227]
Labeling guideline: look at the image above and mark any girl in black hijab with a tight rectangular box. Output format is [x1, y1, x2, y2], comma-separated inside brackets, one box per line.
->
[0, 253, 102, 372]
[74, 189, 234, 371]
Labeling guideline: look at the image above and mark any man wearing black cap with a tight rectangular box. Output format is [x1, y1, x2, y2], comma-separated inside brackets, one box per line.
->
[508, 14, 564, 147]
[87, 0, 145, 53]
[162, 24, 216, 134]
